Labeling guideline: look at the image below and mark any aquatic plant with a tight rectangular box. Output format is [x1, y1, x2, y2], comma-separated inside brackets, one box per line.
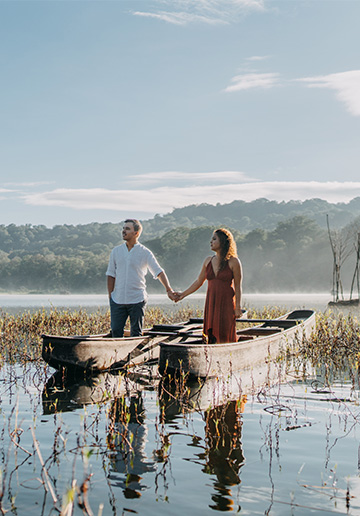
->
[296, 310, 360, 367]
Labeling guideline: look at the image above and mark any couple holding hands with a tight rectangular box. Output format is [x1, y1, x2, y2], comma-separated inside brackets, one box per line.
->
[106, 219, 242, 345]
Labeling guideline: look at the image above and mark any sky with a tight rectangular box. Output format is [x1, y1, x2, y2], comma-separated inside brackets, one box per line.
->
[1, 0, 360, 227]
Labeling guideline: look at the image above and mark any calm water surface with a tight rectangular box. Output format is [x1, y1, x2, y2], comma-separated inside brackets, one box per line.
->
[2, 359, 360, 515]
[1, 296, 360, 514]
[0, 292, 333, 313]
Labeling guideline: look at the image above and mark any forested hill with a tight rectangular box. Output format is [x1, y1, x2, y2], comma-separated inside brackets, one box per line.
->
[142, 197, 360, 238]
[1, 202, 360, 294]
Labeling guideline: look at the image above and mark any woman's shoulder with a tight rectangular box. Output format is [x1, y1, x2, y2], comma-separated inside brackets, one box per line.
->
[203, 256, 213, 267]
[228, 256, 241, 268]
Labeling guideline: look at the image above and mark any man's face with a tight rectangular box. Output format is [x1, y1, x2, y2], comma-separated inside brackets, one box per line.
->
[122, 222, 137, 241]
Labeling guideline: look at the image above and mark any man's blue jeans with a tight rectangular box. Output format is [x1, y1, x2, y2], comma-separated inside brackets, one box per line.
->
[110, 298, 146, 337]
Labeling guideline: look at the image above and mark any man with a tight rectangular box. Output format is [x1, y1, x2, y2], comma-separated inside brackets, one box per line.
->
[106, 218, 176, 337]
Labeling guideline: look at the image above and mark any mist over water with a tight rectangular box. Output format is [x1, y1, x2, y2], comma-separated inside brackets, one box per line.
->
[0, 292, 332, 314]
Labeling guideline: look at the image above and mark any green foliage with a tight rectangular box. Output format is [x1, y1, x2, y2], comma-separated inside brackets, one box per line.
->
[142, 197, 360, 238]
[2, 198, 360, 293]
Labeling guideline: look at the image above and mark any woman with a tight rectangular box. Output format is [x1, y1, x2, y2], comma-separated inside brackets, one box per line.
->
[176, 228, 243, 344]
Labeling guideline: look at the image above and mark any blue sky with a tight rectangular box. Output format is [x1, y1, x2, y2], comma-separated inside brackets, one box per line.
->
[1, 0, 360, 227]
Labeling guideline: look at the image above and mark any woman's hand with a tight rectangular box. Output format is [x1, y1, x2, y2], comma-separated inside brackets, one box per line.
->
[235, 307, 243, 318]
[173, 292, 185, 302]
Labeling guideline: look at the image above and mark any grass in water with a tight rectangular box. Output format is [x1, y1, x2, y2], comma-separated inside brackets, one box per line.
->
[0, 304, 288, 366]
[297, 310, 360, 363]
[4, 304, 359, 373]
[0, 305, 205, 365]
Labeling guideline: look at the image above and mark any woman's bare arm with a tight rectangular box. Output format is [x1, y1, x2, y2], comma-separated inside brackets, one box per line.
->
[177, 257, 211, 300]
[229, 257, 243, 318]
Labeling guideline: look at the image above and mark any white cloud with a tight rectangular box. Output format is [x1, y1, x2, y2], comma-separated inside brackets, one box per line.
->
[128, 170, 256, 184]
[4, 181, 54, 188]
[224, 72, 280, 92]
[245, 55, 270, 62]
[0, 188, 15, 202]
[132, 10, 223, 26]
[21, 182, 360, 216]
[297, 70, 360, 117]
[133, 0, 265, 25]
[223, 69, 360, 117]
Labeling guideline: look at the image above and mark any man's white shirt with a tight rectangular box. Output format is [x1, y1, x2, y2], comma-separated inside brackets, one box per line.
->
[106, 243, 163, 304]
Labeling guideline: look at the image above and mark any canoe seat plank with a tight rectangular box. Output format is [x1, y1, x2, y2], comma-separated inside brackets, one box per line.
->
[237, 327, 284, 336]
[178, 324, 203, 333]
[237, 335, 256, 341]
[263, 320, 299, 328]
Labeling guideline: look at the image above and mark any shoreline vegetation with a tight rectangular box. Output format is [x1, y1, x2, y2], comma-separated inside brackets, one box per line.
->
[1, 305, 359, 371]
[0, 305, 283, 364]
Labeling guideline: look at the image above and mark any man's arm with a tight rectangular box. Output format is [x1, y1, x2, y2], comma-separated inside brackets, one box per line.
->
[107, 275, 115, 299]
[157, 271, 176, 301]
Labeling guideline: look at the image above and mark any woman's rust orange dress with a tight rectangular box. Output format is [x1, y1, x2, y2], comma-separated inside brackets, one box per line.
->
[203, 258, 236, 344]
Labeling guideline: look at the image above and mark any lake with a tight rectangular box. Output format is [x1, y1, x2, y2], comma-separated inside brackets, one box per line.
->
[1, 296, 360, 515]
[0, 292, 333, 313]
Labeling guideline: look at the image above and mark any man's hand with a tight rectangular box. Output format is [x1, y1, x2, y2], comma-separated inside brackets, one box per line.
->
[172, 292, 184, 302]
[167, 290, 177, 302]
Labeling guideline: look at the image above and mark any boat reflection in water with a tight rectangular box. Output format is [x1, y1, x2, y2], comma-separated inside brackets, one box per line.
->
[159, 358, 287, 511]
[158, 373, 246, 511]
[42, 368, 156, 414]
[42, 357, 287, 507]
[42, 367, 159, 499]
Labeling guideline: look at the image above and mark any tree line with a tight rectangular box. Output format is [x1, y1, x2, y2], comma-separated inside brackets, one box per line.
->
[1, 215, 359, 294]
[141, 197, 360, 238]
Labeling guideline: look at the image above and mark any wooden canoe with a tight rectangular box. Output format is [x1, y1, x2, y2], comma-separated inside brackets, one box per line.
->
[158, 309, 316, 379]
[42, 333, 165, 372]
[328, 298, 359, 307]
[41, 319, 206, 373]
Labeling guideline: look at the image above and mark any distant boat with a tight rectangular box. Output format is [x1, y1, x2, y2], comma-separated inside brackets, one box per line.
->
[328, 298, 359, 307]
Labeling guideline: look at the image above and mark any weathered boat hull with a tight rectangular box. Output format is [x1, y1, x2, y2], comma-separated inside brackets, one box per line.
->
[42, 333, 162, 372]
[158, 309, 316, 379]
[41, 318, 210, 373]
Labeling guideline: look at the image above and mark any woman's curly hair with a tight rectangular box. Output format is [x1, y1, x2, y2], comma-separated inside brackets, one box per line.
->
[215, 228, 238, 270]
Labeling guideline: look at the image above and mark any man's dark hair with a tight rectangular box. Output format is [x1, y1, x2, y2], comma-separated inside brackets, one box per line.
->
[125, 219, 143, 235]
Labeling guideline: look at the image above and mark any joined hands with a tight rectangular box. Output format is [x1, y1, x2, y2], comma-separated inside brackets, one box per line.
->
[167, 291, 185, 302]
